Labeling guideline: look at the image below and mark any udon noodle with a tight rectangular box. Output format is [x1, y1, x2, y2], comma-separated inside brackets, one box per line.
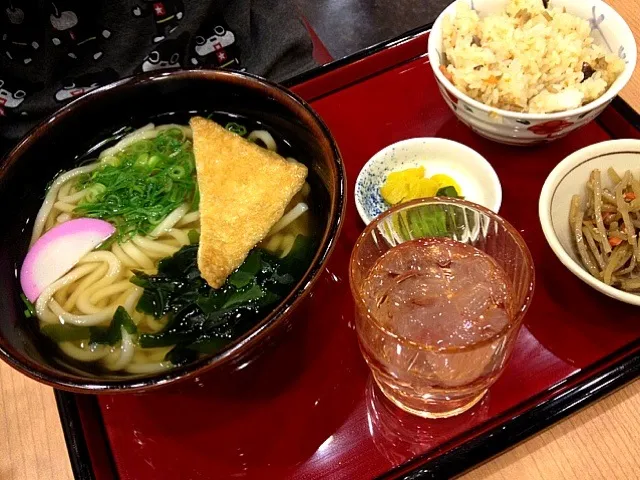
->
[570, 167, 640, 291]
[29, 123, 312, 374]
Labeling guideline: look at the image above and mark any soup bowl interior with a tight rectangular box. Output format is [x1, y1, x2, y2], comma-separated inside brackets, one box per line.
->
[0, 70, 345, 393]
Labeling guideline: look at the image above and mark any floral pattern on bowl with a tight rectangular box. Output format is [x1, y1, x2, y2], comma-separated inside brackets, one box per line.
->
[528, 120, 574, 138]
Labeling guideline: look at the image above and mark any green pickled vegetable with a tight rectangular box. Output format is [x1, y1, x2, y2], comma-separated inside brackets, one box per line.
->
[435, 185, 459, 198]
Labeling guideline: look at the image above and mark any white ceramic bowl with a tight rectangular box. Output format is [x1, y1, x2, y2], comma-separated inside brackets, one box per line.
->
[428, 0, 637, 146]
[355, 137, 502, 225]
[539, 139, 640, 305]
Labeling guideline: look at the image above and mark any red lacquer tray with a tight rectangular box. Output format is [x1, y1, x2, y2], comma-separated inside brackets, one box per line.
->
[56, 26, 640, 480]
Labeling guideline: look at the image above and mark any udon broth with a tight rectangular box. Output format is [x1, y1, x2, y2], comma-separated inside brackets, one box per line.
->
[23, 117, 318, 375]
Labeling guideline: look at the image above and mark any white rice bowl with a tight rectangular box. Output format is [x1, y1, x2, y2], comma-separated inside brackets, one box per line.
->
[441, 0, 626, 113]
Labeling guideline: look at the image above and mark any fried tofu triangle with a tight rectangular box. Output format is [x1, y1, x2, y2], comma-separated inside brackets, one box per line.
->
[190, 117, 308, 289]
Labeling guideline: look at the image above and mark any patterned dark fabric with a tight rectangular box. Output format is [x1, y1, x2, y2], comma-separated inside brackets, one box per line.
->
[0, 0, 316, 151]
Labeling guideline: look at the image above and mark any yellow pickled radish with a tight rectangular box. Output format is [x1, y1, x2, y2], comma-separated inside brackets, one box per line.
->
[380, 179, 408, 205]
[380, 167, 462, 206]
[386, 167, 425, 182]
[430, 174, 461, 194]
[408, 177, 439, 199]
[380, 167, 425, 205]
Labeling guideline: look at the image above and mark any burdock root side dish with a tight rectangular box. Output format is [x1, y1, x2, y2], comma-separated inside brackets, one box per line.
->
[570, 168, 640, 291]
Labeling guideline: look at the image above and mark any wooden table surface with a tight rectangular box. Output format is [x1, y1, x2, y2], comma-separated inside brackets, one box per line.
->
[1, 2, 639, 479]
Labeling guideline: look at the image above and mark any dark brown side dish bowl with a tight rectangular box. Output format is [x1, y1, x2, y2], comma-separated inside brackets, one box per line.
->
[0, 69, 345, 393]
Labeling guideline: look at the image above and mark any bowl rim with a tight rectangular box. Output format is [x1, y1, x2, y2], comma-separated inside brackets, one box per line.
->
[0, 69, 347, 393]
[354, 137, 503, 225]
[539, 138, 640, 306]
[427, 0, 638, 121]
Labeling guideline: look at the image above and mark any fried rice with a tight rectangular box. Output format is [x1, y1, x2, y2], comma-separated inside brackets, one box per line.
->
[441, 0, 625, 113]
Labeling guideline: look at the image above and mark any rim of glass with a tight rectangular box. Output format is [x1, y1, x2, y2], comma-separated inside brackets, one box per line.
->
[349, 197, 536, 353]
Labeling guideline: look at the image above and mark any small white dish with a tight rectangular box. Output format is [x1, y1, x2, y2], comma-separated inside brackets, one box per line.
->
[355, 137, 502, 225]
[539, 139, 640, 305]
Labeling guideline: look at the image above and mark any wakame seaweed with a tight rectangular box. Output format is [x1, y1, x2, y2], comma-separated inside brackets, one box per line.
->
[132, 235, 314, 365]
[40, 306, 137, 345]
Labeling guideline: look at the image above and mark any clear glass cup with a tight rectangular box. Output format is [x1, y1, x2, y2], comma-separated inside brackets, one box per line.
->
[349, 198, 535, 418]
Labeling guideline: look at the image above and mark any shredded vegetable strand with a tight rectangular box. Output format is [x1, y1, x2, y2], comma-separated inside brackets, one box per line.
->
[607, 167, 622, 185]
[586, 220, 609, 250]
[615, 172, 638, 261]
[604, 244, 631, 285]
[582, 225, 605, 270]
[592, 170, 611, 255]
[570, 195, 600, 277]
[618, 252, 637, 275]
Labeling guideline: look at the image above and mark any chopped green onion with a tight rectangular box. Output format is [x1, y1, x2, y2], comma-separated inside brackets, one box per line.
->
[163, 128, 184, 140]
[188, 229, 200, 244]
[74, 129, 198, 240]
[135, 153, 150, 167]
[225, 122, 248, 137]
[190, 184, 200, 211]
[148, 155, 161, 168]
[96, 235, 116, 251]
[169, 166, 186, 179]
[20, 294, 36, 318]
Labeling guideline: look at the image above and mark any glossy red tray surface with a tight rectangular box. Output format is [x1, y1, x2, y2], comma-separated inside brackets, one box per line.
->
[86, 31, 640, 479]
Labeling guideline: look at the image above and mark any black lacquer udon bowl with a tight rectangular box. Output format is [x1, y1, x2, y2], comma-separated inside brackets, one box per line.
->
[0, 70, 346, 393]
